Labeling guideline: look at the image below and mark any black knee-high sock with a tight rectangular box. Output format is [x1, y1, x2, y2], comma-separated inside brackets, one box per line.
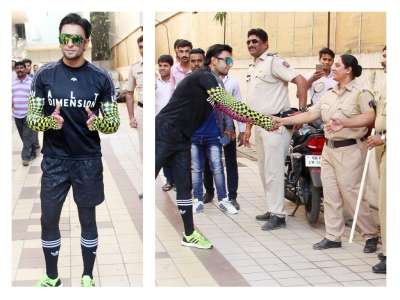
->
[81, 236, 98, 278]
[78, 206, 98, 278]
[42, 238, 61, 279]
[177, 199, 194, 236]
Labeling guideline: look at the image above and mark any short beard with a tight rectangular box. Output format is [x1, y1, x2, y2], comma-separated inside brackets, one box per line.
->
[62, 49, 83, 62]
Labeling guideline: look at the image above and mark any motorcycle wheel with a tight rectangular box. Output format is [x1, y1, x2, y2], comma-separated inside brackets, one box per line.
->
[305, 182, 322, 226]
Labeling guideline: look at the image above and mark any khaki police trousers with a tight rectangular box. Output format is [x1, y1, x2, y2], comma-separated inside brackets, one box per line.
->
[254, 126, 291, 217]
[321, 142, 378, 241]
[376, 145, 386, 255]
[137, 106, 143, 162]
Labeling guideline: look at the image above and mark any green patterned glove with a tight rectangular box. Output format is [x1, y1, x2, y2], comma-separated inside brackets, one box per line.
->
[90, 101, 120, 134]
[27, 96, 59, 131]
[207, 87, 274, 131]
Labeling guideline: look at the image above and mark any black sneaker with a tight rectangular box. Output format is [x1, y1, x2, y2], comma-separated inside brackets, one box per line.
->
[203, 192, 214, 204]
[313, 238, 342, 250]
[364, 237, 378, 253]
[372, 257, 386, 274]
[256, 212, 271, 221]
[261, 215, 286, 231]
[230, 199, 240, 210]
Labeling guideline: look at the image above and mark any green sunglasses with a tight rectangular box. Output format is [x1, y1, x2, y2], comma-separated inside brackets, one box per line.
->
[216, 56, 234, 66]
[58, 33, 84, 46]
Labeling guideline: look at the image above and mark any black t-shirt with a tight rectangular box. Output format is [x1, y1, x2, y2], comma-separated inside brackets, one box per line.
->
[31, 59, 115, 159]
[156, 68, 219, 143]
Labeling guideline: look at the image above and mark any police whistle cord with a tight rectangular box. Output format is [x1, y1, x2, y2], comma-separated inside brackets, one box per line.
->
[349, 128, 375, 243]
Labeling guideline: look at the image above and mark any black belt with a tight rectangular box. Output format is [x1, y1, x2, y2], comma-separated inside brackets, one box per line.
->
[138, 101, 143, 108]
[325, 137, 366, 148]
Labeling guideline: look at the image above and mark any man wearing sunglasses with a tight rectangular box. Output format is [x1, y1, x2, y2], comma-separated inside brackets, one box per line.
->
[243, 28, 308, 231]
[156, 44, 275, 249]
[191, 45, 236, 216]
[27, 13, 120, 287]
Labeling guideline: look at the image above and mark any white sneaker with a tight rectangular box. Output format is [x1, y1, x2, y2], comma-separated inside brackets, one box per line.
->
[218, 198, 238, 215]
[193, 200, 204, 214]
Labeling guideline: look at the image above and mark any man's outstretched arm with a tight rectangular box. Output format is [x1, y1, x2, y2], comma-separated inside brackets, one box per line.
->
[207, 86, 274, 131]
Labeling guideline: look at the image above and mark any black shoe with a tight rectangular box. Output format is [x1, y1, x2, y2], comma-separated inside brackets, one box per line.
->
[256, 212, 271, 221]
[203, 192, 214, 204]
[313, 238, 342, 250]
[364, 237, 378, 253]
[162, 183, 173, 192]
[378, 252, 386, 261]
[372, 257, 386, 274]
[230, 199, 240, 210]
[261, 215, 286, 231]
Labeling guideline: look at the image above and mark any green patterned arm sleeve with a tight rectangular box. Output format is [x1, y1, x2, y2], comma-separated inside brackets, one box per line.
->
[207, 86, 274, 131]
[90, 101, 120, 134]
[27, 96, 59, 131]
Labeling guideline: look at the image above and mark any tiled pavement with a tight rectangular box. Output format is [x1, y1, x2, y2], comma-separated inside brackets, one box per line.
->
[155, 148, 386, 287]
[12, 104, 142, 287]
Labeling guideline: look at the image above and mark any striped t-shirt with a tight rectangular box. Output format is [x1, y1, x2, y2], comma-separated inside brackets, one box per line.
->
[12, 76, 32, 119]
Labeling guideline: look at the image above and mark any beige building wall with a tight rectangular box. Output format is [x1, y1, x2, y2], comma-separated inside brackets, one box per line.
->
[110, 12, 143, 89]
[156, 12, 385, 58]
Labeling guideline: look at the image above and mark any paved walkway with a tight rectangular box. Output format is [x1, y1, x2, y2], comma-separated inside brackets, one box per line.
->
[12, 104, 142, 287]
[155, 148, 386, 287]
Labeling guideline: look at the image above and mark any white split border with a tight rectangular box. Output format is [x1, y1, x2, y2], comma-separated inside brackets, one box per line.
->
[0, 0, 398, 299]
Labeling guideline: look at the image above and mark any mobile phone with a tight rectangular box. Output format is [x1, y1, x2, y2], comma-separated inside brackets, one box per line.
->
[316, 64, 323, 71]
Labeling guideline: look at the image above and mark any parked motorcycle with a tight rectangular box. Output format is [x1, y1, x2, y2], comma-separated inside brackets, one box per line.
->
[284, 121, 325, 225]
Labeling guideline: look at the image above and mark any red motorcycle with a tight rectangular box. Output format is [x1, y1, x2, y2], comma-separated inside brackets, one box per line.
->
[284, 122, 325, 225]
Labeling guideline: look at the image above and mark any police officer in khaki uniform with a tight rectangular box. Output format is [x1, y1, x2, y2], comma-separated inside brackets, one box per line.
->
[371, 54, 386, 272]
[126, 35, 143, 162]
[327, 47, 386, 272]
[242, 28, 308, 230]
[275, 54, 379, 252]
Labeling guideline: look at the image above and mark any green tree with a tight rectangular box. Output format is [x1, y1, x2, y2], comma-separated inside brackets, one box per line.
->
[213, 12, 227, 44]
[90, 12, 111, 61]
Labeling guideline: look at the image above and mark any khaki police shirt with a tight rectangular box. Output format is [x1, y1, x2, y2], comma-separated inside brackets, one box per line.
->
[246, 51, 298, 115]
[311, 80, 374, 140]
[127, 61, 143, 103]
[374, 89, 386, 135]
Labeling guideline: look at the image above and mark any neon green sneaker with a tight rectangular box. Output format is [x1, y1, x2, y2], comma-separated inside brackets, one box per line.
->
[81, 275, 95, 287]
[35, 275, 62, 287]
[181, 230, 213, 249]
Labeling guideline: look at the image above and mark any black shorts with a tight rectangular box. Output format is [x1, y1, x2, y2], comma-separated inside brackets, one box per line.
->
[40, 156, 105, 208]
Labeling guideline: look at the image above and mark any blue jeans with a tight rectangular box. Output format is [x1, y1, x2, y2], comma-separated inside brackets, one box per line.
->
[204, 138, 238, 200]
[191, 137, 227, 201]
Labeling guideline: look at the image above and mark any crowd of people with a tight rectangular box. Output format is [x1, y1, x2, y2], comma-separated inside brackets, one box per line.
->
[154, 29, 386, 274]
[11, 18, 386, 288]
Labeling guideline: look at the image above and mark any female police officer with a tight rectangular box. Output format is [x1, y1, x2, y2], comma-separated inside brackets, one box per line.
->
[274, 54, 379, 252]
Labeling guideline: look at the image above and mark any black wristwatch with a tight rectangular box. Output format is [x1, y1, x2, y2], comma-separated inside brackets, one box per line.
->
[299, 106, 308, 112]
